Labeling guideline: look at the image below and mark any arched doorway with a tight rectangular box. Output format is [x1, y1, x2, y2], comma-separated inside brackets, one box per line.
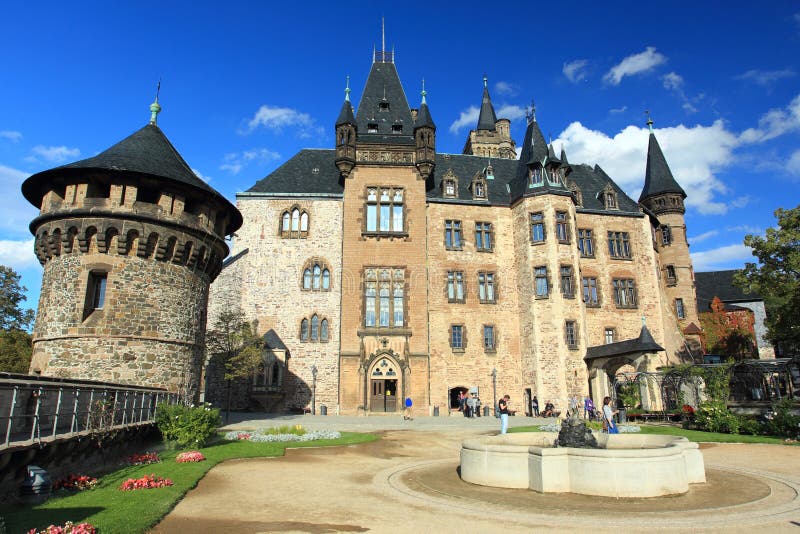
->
[368, 355, 400, 413]
[449, 386, 468, 411]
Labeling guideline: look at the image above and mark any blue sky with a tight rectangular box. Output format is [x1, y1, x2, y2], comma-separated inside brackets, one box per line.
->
[2, 1, 799, 314]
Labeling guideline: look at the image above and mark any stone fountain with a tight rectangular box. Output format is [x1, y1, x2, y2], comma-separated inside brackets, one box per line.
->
[459, 414, 705, 498]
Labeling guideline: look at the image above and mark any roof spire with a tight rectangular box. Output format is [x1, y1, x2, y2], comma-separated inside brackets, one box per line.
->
[149, 80, 162, 125]
[525, 99, 536, 125]
[483, 74, 488, 88]
[345, 75, 351, 102]
[381, 17, 385, 53]
[477, 75, 498, 131]
[421, 78, 427, 105]
[645, 109, 654, 132]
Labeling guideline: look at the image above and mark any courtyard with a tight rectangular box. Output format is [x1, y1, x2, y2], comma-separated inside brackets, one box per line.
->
[151, 414, 800, 533]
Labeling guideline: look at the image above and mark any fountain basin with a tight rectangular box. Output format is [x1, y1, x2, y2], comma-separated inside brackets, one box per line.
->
[460, 432, 706, 498]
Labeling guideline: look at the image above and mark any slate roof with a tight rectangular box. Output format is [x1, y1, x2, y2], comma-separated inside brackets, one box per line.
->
[246, 149, 344, 196]
[22, 123, 242, 234]
[354, 61, 415, 144]
[695, 270, 762, 312]
[263, 329, 288, 351]
[477, 85, 498, 131]
[335, 99, 356, 127]
[415, 101, 435, 129]
[639, 132, 686, 202]
[585, 325, 665, 360]
[571, 164, 641, 214]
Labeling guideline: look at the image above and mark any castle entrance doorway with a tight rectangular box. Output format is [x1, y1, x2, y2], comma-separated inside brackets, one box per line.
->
[370, 379, 397, 412]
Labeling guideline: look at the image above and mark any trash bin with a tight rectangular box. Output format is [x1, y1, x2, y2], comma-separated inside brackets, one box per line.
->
[433, 405, 439, 416]
[483, 406, 489, 417]
[618, 407, 627, 424]
[320, 405, 327, 416]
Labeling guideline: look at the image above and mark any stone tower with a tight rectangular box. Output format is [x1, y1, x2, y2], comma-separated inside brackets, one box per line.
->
[462, 76, 517, 159]
[638, 119, 701, 358]
[22, 98, 242, 399]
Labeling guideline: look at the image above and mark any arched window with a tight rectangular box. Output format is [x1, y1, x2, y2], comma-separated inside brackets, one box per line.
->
[300, 318, 309, 341]
[322, 269, 330, 290]
[321, 319, 329, 342]
[310, 315, 319, 341]
[300, 212, 309, 232]
[313, 265, 321, 289]
[303, 268, 312, 289]
[291, 209, 300, 231]
[281, 207, 309, 238]
[282, 212, 290, 232]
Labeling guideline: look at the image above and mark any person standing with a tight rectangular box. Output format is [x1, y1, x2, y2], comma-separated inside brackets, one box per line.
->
[532, 395, 539, 417]
[602, 396, 619, 434]
[403, 396, 413, 420]
[499, 394, 510, 434]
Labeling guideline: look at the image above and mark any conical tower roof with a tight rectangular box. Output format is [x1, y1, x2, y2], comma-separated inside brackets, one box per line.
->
[639, 132, 686, 202]
[22, 123, 242, 233]
[355, 60, 414, 143]
[518, 119, 548, 169]
[415, 101, 435, 129]
[336, 99, 356, 127]
[477, 77, 498, 131]
[560, 146, 569, 164]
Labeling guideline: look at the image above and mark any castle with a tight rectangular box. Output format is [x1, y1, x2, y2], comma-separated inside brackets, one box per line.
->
[206, 45, 702, 415]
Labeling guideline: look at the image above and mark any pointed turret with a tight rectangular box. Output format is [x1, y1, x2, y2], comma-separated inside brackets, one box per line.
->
[639, 117, 686, 214]
[477, 75, 498, 131]
[560, 146, 569, 165]
[414, 80, 436, 181]
[515, 110, 566, 191]
[335, 76, 357, 178]
[355, 46, 413, 142]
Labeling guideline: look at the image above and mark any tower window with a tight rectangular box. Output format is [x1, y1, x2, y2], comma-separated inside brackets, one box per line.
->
[450, 325, 465, 350]
[447, 271, 465, 303]
[391, 124, 403, 133]
[84, 271, 107, 319]
[675, 298, 686, 319]
[604, 328, 615, 344]
[530, 212, 545, 243]
[608, 231, 631, 259]
[661, 225, 672, 246]
[483, 325, 496, 351]
[534, 266, 550, 298]
[665, 265, 677, 285]
[367, 123, 379, 133]
[578, 229, 594, 257]
[612, 278, 638, 308]
[445, 220, 463, 250]
[565, 321, 578, 349]
[556, 211, 570, 243]
[379, 101, 390, 111]
[365, 187, 404, 235]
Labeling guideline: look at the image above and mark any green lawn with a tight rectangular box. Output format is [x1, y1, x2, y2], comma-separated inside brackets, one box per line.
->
[509, 423, 793, 445]
[2, 432, 378, 534]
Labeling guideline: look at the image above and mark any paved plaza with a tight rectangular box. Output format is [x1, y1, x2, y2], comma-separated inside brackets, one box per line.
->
[154, 413, 800, 533]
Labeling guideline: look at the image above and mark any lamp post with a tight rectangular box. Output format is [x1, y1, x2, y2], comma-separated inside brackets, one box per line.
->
[491, 367, 497, 417]
[311, 364, 318, 415]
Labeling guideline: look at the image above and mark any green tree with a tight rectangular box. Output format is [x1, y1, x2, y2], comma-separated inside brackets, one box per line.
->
[206, 309, 264, 421]
[0, 329, 32, 373]
[0, 265, 34, 331]
[735, 206, 800, 354]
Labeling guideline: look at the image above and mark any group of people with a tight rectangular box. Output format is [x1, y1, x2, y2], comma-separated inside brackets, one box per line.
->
[528, 394, 619, 433]
[457, 390, 483, 418]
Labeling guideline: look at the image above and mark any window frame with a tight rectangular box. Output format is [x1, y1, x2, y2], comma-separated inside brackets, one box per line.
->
[612, 278, 638, 309]
[661, 225, 672, 246]
[447, 271, 466, 303]
[364, 187, 405, 236]
[560, 265, 575, 299]
[534, 266, 550, 298]
[604, 328, 616, 344]
[475, 222, 493, 252]
[565, 320, 578, 349]
[478, 271, 497, 304]
[665, 264, 677, 286]
[450, 324, 465, 352]
[578, 228, 594, 258]
[555, 211, 570, 243]
[84, 271, 108, 320]
[675, 298, 686, 319]
[483, 324, 496, 352]
[582, 276, 600, 307]
[444, 219, 463, 250]
[607, 231, 632, 259]
[280, 207, 309, 239]
[364, 268, 405, 328]
[530, 212, 546, 244]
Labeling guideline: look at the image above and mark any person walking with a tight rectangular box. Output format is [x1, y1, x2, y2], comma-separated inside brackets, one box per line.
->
[499, 394, 510, 434]
[532, 395, 539, 417]
[602, 396, 619, 434]
[403, 396, 413, 420]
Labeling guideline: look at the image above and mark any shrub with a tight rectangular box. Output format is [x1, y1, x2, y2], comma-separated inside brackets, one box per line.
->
[175, 451, 206, 463]
[693, 400, 740, 434]
[125, 452, 160, 465]
[155, 402, 221, 448]
[738, 416, 762, 436]
[52, 474, 98, 491]
[764, 398, 800, 438]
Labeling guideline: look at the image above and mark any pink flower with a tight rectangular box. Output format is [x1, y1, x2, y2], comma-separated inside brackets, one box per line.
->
[176, 451, 206, 463]
[119, 474, 174, 490]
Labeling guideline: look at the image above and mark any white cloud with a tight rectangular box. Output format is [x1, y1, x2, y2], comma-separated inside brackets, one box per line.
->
[554, 120, 739, 214]
[0, 131, 22, 142]
[494, 81, 518, 96]
[0, 239, 38, 270]
[739, 94, 800, 143]
[726, 225, 761, 234]
[0, 164, 37, 235]
[603, 47, 666, 86]
[609, 106, 627, 114]
[241, 105, 324, 138]
[29, 145, 80, 163]
[787, 149, 800, 177]
[662, 72, 698, 113]
[495, 105, 527, 122]
[563, 59, 589, 83]
[736, 68, 795, 87]
[220, 148, 281, 175]
[691, 244, 753, 272]
[688, 230, 719, 245]
[449, 106, 479, 134]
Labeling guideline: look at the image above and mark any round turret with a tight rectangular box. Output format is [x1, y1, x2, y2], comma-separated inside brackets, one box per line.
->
[22, 113, 242, 400]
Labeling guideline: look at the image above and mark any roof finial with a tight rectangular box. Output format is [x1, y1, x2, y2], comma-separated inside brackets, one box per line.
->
[526, 99, 536, 124]
[381, 17, 385, 53]
[645, 110, 654, 132]
[345, 75, 351, 102]
[421, 78, 427, 105]
[642, 315, 647, 326]
[483, 74, 488, 88]
[149, 80, 162, 125]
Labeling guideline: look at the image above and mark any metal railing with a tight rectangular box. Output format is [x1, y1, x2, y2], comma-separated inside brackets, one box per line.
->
[1, 373, 181, 449]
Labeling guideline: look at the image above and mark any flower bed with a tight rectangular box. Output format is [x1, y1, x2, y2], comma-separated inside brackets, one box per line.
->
[27, 521, 96, 534]
[52, 474, 98, 492]
[125, 452, 160, 465]
[119, 474, 174, 491]
[175, 451, 206, 463]
[224, 429, 342, 442]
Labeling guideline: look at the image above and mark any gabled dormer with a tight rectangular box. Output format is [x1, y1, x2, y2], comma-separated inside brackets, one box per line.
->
[601, 183, 618, 210]
[470, 170, 488, 201]
[441, 168, 458, 198]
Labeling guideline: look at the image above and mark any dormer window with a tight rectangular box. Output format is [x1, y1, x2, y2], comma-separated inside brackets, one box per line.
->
[547, 168, 560, 186]
[367, 123, 378, 133]
[379, 101, 390, 112]
[529, 168, 543, 187]
[601, 184, 618, 210]
[474, 182, 485, 198]
[442, 169, 458, 198]
[484, 165, 494, 180]
[391, 124, 403, 133]
[471, 172, 487, 200]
